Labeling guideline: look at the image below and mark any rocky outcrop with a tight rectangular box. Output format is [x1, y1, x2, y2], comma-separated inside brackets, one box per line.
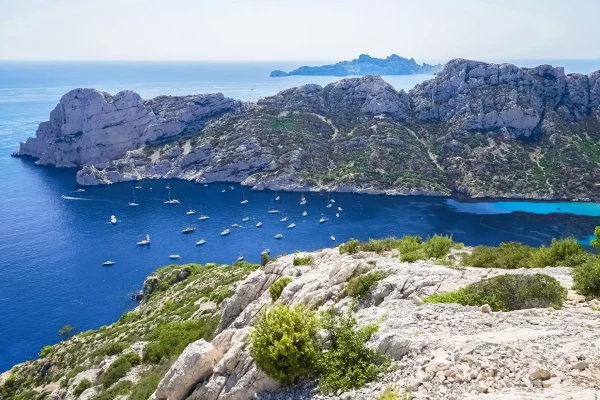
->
[147, 248, 600, 400]
[15, 89, 242, 167]
[17, 59, 600, 201]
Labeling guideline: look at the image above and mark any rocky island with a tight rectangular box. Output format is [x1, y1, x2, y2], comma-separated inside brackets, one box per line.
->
[269, 54, 442, 77]
[14, 58, 600, 200]
[2, 235, 600, 400]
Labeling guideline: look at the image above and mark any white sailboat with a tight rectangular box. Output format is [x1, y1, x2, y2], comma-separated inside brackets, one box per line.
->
[287, 223, 296, 229]
[186, 199, 196, 215]
[221, 229, 231, 236]
[237, 255, 244, 261]
[256, 221, 263, 227]
[182, 227, 195, 234]
[230, 186, 235, 190]
[330, 236, 336, 241]
[137, 234, 151, 246]
[76, 188, 85, 192]
[231, 223, 241, 228]
[338, 206, 342, 211]
[330, 199, 335, 203]
[164, 186, 180, 204]
[135, 185, 142, 189]
[302, 210, 308, 217]
[327, 203, 332, 208]
[300, 194, 307, 205]
[336, 213, 340, 218]
[196, 239, 206, 245]
[275, 192, 280, 201]
[198, 206, 209, 220]
[274, 233, 283, 239]
[242, 217, 250, 222]
[241, 199, 248, 204]
[222, 189, 226, 193]
[280, 216, 289, 222]
[169, 254, 180, 260]
[261, 248, 270, 255]
[110, 215, 117, 224]
[319, 216, 328, 223]
[129, 190, 139, 206]
[102, 260, 114, 266]
[267, 199, 279, 213]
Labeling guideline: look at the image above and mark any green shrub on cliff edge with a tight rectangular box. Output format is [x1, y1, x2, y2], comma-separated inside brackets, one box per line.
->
[424, 274, 566, 311]
[100, 353, 140, 388]
[269, 277, 293, 302]
[573, 257, 600, 297]
[250, 304, 320, 384]
[347, 271, 389, 299]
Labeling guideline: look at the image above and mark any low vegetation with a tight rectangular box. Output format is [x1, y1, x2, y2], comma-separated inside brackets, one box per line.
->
[347, 271, 389, 299]
[250, 304, 389, 393]
[573, 257, 600, 297]
[293, 255, 313, 266]
[73, 378, 91, 398]
[100, 353, 141, 388]
[424, 274, 567, 311]
[269, 277, 293, 302]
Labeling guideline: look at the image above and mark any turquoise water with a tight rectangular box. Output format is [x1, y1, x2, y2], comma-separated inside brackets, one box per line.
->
[1, 61, 599, 372]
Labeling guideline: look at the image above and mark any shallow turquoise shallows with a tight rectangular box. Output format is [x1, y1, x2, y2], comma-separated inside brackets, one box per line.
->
[1, 61, 599, 372]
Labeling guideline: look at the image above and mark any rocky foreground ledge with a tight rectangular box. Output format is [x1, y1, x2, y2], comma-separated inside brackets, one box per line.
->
[14, 59, 600, 200]
[3, 245, 598, 400]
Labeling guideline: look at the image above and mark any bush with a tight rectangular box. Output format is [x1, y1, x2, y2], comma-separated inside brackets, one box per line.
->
[269, 277, 293, 301]
[128, 369, 164, 400]
[463, 242, 534, 269]
[339, 239, 360, 254]
[293, 255, 313, 266]
[118, 311, 141, 324]
[424, 274, 566, 311]
[397, 236, 422, 254]
[143, 317, 219, 364]
[261, 253, 269, 267]
[423, 234, 455, 258]
[360, 238, 402, 253]
[400, 249, 426, 263]
[94, 380, 133, 400]
[573, 257, 600, 297]
[58, 324, 75, 340]
[101, 353, 141, 388]
[249, 304, 320, 384]
[73, 379, 91, 398]
[347, 271, 388, 299]
[39, 346, 54, 358]
[96, 342, 129, 357]
[318, 308, 388, 393]
[529, 238, 586, 268]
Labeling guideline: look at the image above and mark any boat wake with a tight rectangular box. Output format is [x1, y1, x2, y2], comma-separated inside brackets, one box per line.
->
[61, 195, 92, 200]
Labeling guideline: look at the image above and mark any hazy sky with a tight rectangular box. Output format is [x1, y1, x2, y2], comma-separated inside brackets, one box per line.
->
[1, 0, 599, 61]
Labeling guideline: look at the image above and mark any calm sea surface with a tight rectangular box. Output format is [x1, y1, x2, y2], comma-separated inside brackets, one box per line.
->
[1, 60, 600, 371]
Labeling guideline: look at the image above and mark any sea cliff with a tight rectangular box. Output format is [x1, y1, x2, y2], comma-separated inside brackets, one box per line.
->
[15, 59, 600, 201]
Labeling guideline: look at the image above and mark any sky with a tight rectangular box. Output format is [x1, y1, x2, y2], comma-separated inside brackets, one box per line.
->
[0, 0, 599, 62]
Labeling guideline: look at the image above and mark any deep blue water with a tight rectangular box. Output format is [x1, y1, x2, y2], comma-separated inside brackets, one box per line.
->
[1, 61, 600, 372]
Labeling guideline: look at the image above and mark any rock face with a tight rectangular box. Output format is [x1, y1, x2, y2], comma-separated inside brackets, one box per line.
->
[148, 248, 600, 400]
[17, 59, 600, 200]
[270, 54, 442, 77]
[15, 89, 241, 167]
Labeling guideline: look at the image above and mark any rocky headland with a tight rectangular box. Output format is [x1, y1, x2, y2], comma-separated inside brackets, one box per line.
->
[2, 238, 599, 400]
[269, 54, 442, 77]
[14, 58, 600, 200]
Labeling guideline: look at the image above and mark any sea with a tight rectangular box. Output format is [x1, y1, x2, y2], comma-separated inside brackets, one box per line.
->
[1, 59, 600, 372]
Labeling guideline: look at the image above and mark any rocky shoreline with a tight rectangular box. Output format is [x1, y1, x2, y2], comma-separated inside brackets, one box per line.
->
[14, 58, 600, 201]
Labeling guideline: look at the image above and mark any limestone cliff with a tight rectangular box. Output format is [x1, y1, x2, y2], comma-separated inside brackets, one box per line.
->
[15, 59, 600, 200]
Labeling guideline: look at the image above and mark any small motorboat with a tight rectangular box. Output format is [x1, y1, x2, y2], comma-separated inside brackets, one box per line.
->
[256, 222, 263, 227]
[203, 184, 208, 187]
[268, 209, 280, 214]
[327, 203, 332, 208]
[110, 215, 117, 224]
[169, 254, 180, 260]
[319, 217, 328, 223]
[135, 185, 142, 189]
[164, 186, 180, 204]
[261, 248, 270, 255]
[182, 227, 195, 234]
[241, 199, 249, 204]
[237, 255, 244, 261]
[330, 199, 335, 203]
[221, 229, 231, 236]
[196, 239, 206, 245]
[302, 210, 308, 217]
[137, 234, 151, 246]
[102, 261, 114, 266]
[231, 223, 241, 228]
[338, 206, 342, 211]
[198, 215, 210, 221]
[287, 223, 296, 229]
[336, 213, 340, 218]
[280, 216, 289, 222]
[230, 186, 235, 189]
[274, 233, 283, 239]
[222, 189, 226, 193]
[186, 210, 196, 215]
[129, 201, 139, 207]
[76, 188, 85, 192]
[242, 217, 250, 222]
[300, 195, 306, 205]
[330, 236, 336, 241]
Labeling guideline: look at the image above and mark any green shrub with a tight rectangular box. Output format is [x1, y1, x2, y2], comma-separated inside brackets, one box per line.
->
[573, 257, 600, 297]
[397, 236, 422, 254]
[96, 342, 129, 357]
[339, 239, 360, 254]
[39, 346, 54, 358]
[93, 380, 133, 400]
[318, 308, 388, 393]
[58, 325, 75, 340]
[400, 250, 426, 263]
[143, 317, 219, 364]
[591, 226, 600, 252]
[128, 369, 164, 400]
[529, 238, 586, 268]
[119, 311, 141, 324]
[463, 242, 534, 269]
[423, 234, 455, 258]
[424, 274, 566, 311]
[73, 379, 91, 398]
[207, 286, 232, 304]
[261, 253, 269, 267]
[101, 353, 141, 388]
[293, 255, 313, 266]
[347, 271, 388, 299]
[269, 277, 293, 301]
[249, 304, 320, 384]
[360, 238, 402, 253]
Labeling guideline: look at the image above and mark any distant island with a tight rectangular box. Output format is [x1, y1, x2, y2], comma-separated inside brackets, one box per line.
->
[270, 54, 442, 77]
